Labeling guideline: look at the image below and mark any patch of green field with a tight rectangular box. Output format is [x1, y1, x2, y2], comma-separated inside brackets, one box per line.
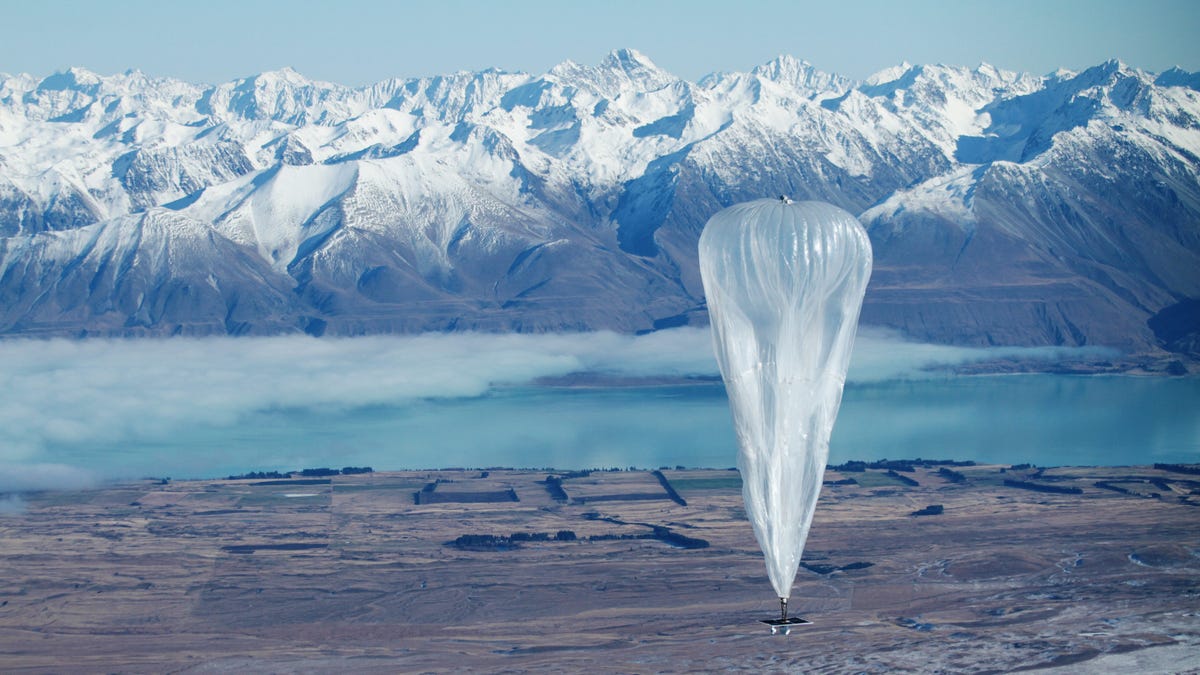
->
[187, 490, 236, 501]
[97, 490, 157, 504]
[235, 491, 330, 507]
[671, 477, 743, 491]
[846, 471, 911, 488]
[332, 483, 427, 493]
[29, 490, 146, 507]
[25, 491, 101, 507]
[962, 473, 1012, 488]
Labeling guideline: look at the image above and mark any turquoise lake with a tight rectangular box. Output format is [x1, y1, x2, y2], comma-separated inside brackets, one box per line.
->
[53, 374, 1199, 480]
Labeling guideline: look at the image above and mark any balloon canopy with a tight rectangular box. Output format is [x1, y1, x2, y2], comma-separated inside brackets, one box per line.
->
[698, 198, 872, 601]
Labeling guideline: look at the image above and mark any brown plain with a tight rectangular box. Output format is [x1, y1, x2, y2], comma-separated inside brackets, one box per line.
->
[1, 465, 1198, 673]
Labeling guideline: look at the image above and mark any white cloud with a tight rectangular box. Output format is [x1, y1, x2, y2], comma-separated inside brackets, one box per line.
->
[0, 329, 1112, 483]
[0, 494, 26, 515]
[847, 327, 1119, 382]
[0, 463, 95, 493]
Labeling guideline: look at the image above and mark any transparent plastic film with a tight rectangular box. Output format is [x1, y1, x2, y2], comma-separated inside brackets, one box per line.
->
[699, 199, 872, 600]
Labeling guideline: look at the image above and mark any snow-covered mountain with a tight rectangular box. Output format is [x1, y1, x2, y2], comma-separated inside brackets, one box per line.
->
[0, 50, 1197, 361]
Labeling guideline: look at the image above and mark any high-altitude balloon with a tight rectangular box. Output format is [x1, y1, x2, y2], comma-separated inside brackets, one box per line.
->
[699, 198, 872, 608]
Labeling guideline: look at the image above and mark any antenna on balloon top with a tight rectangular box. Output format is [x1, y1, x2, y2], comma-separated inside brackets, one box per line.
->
[779, 195, 793, 204]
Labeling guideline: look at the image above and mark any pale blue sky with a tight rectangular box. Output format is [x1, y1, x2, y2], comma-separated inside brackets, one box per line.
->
[2, 0, 1197, 85]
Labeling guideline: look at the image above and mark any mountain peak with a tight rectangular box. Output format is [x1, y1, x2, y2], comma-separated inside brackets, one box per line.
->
[37, 66, 102, 92]
[974, 62, 999, 76]
[864, 62, 914, 87]
[752, 54, 848, 94]
[604, 48, 656, 70]
[1067, 58, 1146, 91]
[249, 66, 317, 86]
[545, 48, 677, 96]
[1155, 66, 1200, 90]
[599, 48, 675, 88]
[752, 54, 811, 80]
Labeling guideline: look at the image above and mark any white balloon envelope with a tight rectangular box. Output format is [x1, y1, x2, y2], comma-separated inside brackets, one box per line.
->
[699, 198, 872, 607]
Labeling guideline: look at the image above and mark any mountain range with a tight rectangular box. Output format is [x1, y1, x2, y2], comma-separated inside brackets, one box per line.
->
[0, 49, 1197, 366]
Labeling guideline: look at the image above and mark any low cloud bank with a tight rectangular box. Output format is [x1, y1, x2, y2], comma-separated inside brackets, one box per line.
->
[0, 329, 1111, 480]
[848, 328, 1118, 382]
[0, 494, 27, 515]
[0, 463, 97, 493]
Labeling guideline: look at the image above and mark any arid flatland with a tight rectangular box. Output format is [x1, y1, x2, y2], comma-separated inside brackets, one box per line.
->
[1, 464, 1199, 673]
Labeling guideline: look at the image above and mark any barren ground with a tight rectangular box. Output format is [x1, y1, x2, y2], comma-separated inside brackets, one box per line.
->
[1, 464, 1198, 673]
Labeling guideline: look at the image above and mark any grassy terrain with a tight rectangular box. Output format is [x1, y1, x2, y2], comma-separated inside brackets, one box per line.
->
[670, 477, 743, 491]
[840, 471, 914, 488]
[330, 483, 428, 493]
